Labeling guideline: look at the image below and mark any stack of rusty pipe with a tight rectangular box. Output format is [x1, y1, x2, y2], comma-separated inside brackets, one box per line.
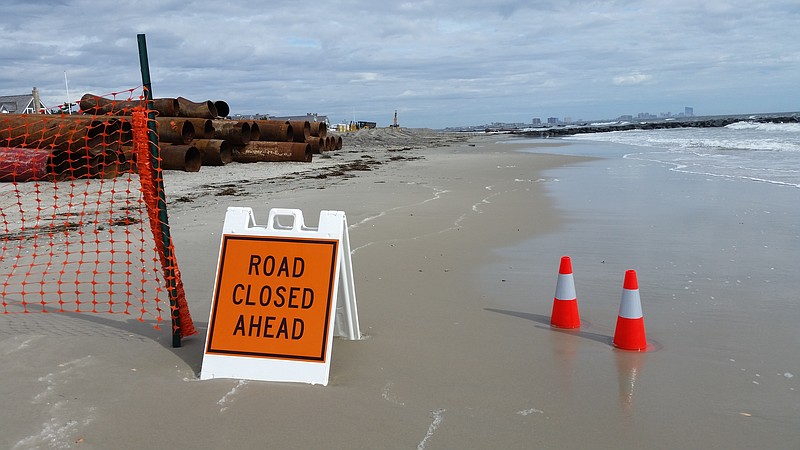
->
[307, 121, 343, 153]
[78, 94, 232, 170]
[0, 114, 133, 180]
[2, 93, 335, 181]
[80, 92, 337, 164]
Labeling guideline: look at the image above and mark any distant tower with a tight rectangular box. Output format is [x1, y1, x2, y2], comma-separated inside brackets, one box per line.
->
[685, 107, 694, 117]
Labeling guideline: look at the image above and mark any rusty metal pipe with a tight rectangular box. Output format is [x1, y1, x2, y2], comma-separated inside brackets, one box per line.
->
[233, 141, 312, 163]
[88, 149, 123, 179]
[214, 100, 230, 118]
[111, 119, 134, 148]
[1, 114, 104, 145]
[155, 117, 195, 144]
[212, 120, 252, 145]
[0, 147, 56, 182]
[305, 136, 325, 154]
[249, 122, 261, 142]
[252, 120, 293, 142]
[310, 121, 327, 138]
[1, 114, 117, 153]
[79, 93, 179, 117]
[184, 118, 214, 139]
[45, 147, 123, 180]
[176, 97, 218, 119]
[335, 135, 343, 150]
[192, 139, 233, 166]
[288, 120, 311, 143]
[160, 144, 202, 172]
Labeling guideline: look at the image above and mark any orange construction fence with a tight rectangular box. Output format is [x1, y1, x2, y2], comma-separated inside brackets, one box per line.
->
[0, 88, 196, 343]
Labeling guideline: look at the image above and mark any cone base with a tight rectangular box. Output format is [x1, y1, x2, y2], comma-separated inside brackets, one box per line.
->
[613, 316, 647, 351]
[551, 299, 581, 329]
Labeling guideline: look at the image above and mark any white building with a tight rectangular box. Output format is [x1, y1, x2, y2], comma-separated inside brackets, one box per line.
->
[0, 88, 51, 114]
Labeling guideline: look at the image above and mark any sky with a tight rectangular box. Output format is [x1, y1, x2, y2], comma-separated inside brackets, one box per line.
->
[1, 0, 798, 128]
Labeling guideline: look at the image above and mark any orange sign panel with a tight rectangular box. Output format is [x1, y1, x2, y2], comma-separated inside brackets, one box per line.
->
[206, 235, 339, 362]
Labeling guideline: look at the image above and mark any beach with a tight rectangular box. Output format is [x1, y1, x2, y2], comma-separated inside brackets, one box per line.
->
[1, 128, 799, 449]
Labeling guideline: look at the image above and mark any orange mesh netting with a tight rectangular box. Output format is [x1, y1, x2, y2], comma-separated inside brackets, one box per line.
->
[0, 88, 196, 339]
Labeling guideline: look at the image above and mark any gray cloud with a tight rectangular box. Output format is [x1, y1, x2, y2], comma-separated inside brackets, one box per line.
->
[1, 0, 798, 127]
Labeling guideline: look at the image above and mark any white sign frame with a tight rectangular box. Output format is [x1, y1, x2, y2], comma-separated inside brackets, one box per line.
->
[200, 207, 361, 385]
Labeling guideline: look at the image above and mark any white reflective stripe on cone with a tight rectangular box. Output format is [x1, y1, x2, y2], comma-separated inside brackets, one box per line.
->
[555, 273, 576, 300]
[618, 289, 643, 319]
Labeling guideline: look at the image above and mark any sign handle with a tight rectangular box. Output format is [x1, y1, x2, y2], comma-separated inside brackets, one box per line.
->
[267, 208, 308, 232]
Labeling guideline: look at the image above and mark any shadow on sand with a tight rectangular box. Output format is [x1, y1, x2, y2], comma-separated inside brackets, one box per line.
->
[484, 308, 614, 346]
[0, 311, 207, 374]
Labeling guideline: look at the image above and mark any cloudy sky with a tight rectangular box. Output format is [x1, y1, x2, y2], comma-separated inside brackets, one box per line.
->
[1, 0, 798, 128]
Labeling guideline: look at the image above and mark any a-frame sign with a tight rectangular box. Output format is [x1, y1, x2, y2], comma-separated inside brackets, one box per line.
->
[200, 208, 361, 385]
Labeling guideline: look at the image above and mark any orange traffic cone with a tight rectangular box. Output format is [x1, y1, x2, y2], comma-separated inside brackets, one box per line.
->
[551, 256, 581, 329]
[613, 270, 647, 351]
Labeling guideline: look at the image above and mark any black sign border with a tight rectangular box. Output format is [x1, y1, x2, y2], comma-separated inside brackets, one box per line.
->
[205, 234, 339, 362]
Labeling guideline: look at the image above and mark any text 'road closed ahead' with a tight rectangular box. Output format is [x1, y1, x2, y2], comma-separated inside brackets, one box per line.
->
[206, 235, 339, 362]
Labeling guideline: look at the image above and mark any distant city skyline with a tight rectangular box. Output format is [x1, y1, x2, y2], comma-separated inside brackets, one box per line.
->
[445, 106, 699, 131]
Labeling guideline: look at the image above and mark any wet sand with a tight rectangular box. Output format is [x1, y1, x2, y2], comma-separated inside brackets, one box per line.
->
[481, 138, 800, 449]
[1, 129, 798, 449]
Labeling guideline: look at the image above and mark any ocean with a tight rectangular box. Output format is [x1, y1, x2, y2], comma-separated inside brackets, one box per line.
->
[568, 121, 800, 188]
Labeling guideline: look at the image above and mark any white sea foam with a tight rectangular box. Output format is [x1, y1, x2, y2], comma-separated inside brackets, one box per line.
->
[726, 121, 800, 133]
[417, 408, 445, 450]
[570, 123, 800, 187]
[217, 379, 248, 412]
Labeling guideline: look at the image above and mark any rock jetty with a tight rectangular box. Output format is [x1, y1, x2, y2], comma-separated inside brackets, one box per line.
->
[512, 113, 800, 138]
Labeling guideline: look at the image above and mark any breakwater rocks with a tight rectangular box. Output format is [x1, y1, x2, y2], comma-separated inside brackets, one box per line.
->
[512, 113, 800, 138]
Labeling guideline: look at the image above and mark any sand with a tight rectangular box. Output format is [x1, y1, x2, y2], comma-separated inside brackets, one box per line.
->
[1, 129, 798, 449]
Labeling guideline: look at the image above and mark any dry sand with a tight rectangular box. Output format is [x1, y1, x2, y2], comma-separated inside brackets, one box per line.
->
[2, 128, 798, 449]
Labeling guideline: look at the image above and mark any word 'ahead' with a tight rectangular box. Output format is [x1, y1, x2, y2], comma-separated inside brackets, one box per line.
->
[205, 235, 338, 362]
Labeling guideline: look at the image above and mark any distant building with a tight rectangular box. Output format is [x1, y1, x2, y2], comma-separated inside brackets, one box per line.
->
[0, 87, 50, 114]
[265, 112, 329, 124]
[685, 107, 694, 117]
[532, 118, 541, 125]
[356, 121, 377, 129]
[563, 117, 572, 124]
[547, 117, 559, 125]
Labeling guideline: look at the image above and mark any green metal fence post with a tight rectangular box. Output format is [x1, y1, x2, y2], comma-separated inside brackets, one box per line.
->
[137, 33, 183, 348]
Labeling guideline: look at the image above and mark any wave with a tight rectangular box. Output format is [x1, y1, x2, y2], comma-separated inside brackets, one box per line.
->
[624, 151, 800, 188]
[570, 127, 800, 153]
[725, 121, 800, 133]
[567, 125, 800, 188]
